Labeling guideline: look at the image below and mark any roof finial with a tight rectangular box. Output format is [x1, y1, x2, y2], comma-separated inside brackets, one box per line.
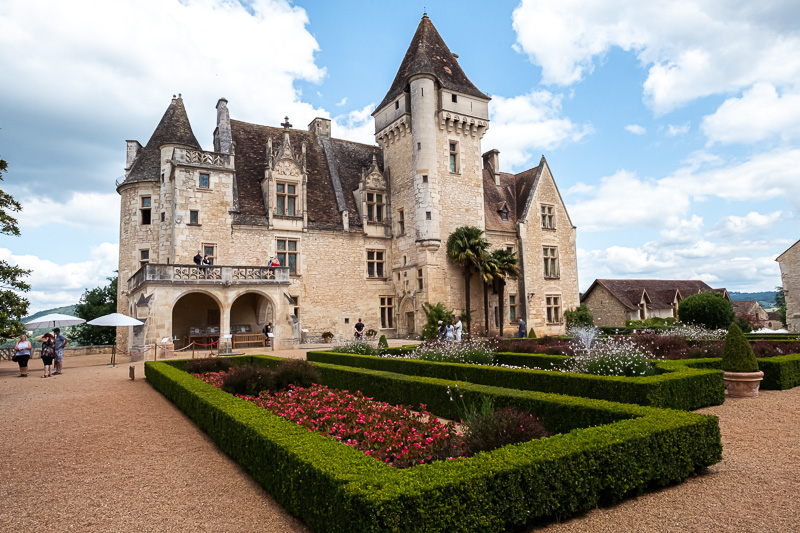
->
[281, 116, 292, 130]
[423, 10, 428, 18]
[178, 93, 182, 99]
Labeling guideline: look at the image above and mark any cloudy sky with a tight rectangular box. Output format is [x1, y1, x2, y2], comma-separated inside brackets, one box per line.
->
[1, 0, 798, 312]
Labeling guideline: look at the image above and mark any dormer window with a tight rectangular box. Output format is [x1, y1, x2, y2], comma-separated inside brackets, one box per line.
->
[366, 192, 384, 222]
[277, 182, 297, 216]
[500, 206, 509, 221]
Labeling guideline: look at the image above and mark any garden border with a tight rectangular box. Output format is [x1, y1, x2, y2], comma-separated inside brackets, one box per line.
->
[306, 351, 724, 410]
[146, 357, 721, 533]
[683, 354, 800, 390]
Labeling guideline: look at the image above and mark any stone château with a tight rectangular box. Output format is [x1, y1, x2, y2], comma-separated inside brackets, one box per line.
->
[116, 14, 579, 352]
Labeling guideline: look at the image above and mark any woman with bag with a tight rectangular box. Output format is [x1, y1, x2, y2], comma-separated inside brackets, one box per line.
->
[13, 334, 31, 378]
[38, 333, 56, 378]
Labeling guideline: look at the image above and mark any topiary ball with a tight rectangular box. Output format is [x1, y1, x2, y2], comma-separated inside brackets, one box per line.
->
[721, 322, 759, 372]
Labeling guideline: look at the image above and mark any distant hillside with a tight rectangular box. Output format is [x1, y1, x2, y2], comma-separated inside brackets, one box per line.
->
[728, 291, 777, 309]
[24, 304, 77, 322]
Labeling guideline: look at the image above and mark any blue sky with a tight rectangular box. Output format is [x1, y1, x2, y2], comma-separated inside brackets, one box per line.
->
[1, 0, 798, 312]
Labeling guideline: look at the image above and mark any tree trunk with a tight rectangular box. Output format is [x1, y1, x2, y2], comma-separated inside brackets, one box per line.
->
[483, 280, 490, 336]
[464, 265, 471, 337]
[498, 280, 505, 337]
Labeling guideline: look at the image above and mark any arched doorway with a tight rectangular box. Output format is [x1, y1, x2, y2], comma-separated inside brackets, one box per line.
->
[172, 292, 222, 347]
[399, 297, 415, 337]
[230, 292, 275, 337]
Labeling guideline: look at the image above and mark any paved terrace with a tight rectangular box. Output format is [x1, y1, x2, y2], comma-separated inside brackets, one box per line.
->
[0, 344, 798, 532]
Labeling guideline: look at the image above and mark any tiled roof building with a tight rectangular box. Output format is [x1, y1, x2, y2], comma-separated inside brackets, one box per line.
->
[581, 279, 730, 327]
[115, 15, 579, 352]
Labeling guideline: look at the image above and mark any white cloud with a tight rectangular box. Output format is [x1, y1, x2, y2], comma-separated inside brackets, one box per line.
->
[666, 123, 690, 136]
[335, 97, 348, 107]
[483, 90, 592, 171]
[0, 242, 118, 312]
[17, 192, 120, 231]
[710, 211, 784, 237]
[702, 83, 800, 145]
[332, 104, 376, 146]
[625, 124, 646, 135]
[511, 0, 800, 114]
[566, 170, 690, 231]
[0, 0, 333, 196]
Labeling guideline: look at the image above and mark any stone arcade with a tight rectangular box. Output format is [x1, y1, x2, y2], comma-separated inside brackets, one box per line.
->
[116, 15, 580, 352]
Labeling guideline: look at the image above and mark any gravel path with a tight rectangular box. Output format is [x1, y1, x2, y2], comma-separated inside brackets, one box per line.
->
[1, 352, 798, 532]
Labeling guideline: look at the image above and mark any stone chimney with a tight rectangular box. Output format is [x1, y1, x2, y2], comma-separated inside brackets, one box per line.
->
[214, 98, 233, 154]
[482, 149, 500, 186]
[125, 140, 142, 171]
[308, 117, 331, 138]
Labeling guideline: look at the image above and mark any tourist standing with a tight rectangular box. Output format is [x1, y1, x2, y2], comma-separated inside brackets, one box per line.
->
[445, 322, 455, 342]
[13, 334, 31, 378]
[39, 333, 55, 377]
[53, 328, 68, 375]
[454, 316, 463, 342]
[353, 318, 365, 339]
[517, 318, 526, 338]
[193, 251, 203, 266]
[437, 320, 445, 340]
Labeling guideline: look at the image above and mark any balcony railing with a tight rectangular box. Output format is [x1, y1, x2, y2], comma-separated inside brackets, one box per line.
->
[128, 263, 290, 292]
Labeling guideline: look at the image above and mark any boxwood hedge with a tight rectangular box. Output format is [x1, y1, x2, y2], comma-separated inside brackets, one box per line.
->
[146, 357, 721, 533]
[306, 351, 724, 410]
[685, 354, 800, 390]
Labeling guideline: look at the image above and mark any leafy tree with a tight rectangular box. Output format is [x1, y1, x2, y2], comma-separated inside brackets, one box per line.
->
[446, 226, 488, 337]
[775, 285, 787, 327]
[490, 249, 519, 337]
[678, 292, 735, 330]
[72, 276, 118, 345]
[564, 303, 594, 328]
[0, 155, 30, 338]
[420, 302, 454, 340]
[733, 316, 753, 333]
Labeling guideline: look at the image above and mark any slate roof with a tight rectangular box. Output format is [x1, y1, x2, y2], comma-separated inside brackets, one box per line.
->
[124, 97, 201, 184]
[377, 14, 489, 111]
[230, 120, 382, 231]
[482, 163, 542, 232]
[581, 279, 727, 310]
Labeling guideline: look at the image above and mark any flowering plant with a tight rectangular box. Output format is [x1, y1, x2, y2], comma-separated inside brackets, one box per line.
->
[563, 326, 657, 377]
[384, 339, 497, 365]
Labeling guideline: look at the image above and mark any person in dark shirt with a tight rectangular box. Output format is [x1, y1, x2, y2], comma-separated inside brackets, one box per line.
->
[353, 318, 366, 339]
[193, 251, 202, 265]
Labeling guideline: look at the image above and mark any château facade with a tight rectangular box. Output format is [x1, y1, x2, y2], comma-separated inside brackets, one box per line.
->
[116, 15, 580, 352]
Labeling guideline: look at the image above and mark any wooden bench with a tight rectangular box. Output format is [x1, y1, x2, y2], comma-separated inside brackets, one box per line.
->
[232, 333, 266, 349]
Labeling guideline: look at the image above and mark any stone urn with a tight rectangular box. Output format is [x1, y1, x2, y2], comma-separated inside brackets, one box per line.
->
[723, 371, 764, 398]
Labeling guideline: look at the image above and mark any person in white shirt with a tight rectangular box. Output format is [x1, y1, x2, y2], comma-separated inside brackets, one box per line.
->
[454, 316, 463, 342]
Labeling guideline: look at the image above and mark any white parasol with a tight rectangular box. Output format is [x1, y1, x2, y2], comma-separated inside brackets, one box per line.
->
[87, 313, 144, 326]
[24, 313, 86, 329]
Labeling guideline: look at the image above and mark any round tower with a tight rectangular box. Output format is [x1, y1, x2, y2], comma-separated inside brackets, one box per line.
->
[409, 74, 440, 246]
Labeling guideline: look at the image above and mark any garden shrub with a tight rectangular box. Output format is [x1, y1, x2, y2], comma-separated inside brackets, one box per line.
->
[678, 292, 735, 329]
[184, 357, 233, 374]
[409, 339, 495, 365]
[420, 302, 454, 340]
[564, 303, 594, 328]
[331, 340, 378, 355]
[378, 335, 389, 349]
[721, 323, 758, 372]
[146, 358, 722, 533]
[221, 364, 276, 396]
[455, 395, 550, 455]
[308, 350, 724, 410]
[528, 327, 537, 339]
[271, 359, 321, 390]
[733, 316, 753, 333]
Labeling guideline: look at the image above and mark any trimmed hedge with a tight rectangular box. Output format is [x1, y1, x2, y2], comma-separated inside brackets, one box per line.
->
[147, 358, 722, 532]
[743, 332, 800, 341]
[686, 354, 800, 390]
[306, 351, 724, 411]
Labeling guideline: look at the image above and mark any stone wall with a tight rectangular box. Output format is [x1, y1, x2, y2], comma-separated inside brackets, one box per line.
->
[518, 162, 580, 336]
[778, 242, 800, 332]
[582, 284, 631, 327]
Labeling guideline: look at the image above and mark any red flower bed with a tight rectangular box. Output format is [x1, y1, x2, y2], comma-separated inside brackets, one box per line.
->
[194, 372, 461, 467]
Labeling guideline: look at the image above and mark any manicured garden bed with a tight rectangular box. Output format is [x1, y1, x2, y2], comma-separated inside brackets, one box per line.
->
[146, 356, 722, 533]
[307, 350, 724, 410]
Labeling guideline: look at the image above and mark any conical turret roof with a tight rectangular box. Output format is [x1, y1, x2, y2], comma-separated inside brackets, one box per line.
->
[377, 14, 489, 111]
[125, 96, 201, 183]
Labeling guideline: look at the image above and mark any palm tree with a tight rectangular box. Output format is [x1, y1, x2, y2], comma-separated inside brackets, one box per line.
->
[479, 252, 498, 336]
[490, 249, 520, 337]
[446, 226, 489, 338]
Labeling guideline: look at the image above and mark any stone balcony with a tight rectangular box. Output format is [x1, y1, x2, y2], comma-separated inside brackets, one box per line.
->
[128, 263, 290, 292]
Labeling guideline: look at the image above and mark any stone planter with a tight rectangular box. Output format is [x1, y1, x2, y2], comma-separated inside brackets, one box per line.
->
[723, 370, 764, 398]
